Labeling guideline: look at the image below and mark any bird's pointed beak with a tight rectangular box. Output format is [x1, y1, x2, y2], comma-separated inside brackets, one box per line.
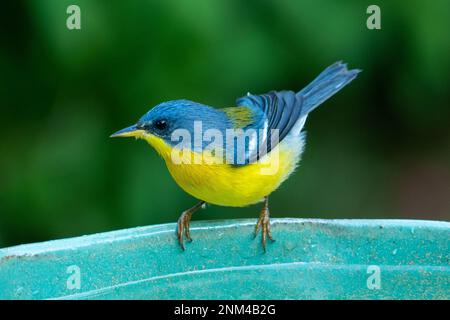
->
[110, 125, 145, 138]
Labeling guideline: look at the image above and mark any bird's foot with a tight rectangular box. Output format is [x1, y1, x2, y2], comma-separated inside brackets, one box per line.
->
[176, 201, 205, 250]
[177, 210, 193, 250]
[253, 202, 275, 252]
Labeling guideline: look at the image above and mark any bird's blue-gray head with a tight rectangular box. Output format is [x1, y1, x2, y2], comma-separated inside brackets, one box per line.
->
[110, 100, 229, 147]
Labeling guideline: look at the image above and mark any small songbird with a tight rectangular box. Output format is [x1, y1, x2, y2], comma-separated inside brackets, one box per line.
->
[111, 61, 360, 251]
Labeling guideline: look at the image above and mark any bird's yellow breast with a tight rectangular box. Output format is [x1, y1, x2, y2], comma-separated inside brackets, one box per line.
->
[142, 134, 301, 207]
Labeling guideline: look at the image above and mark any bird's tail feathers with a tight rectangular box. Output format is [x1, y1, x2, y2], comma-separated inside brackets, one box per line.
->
[298, 61, 361, 116]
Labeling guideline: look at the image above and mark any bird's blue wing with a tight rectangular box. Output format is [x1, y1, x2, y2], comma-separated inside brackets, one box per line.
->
[235, 61, 360, 164]
[236, 91, 303, 163]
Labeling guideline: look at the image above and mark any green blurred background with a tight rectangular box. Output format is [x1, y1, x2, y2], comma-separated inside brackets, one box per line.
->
[1, 0, 449, 247]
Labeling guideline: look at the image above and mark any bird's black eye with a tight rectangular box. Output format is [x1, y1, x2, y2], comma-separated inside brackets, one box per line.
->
[154, 119, 167, 131]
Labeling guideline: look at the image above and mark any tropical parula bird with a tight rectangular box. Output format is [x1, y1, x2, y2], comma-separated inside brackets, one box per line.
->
[111, 61, 360, 251]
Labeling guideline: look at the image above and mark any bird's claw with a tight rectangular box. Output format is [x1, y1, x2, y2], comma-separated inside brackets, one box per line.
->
[176, 201, 205, 251]
[177, 211, 192, 250]
[254, 206, 274, 252]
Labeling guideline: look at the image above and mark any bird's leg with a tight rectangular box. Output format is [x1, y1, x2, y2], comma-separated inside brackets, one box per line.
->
[254, 196, 274, 252]
[177, 201, 205, 250]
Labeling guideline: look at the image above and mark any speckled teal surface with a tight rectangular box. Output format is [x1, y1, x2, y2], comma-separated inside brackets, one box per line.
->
[0, 219, 449, 299]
